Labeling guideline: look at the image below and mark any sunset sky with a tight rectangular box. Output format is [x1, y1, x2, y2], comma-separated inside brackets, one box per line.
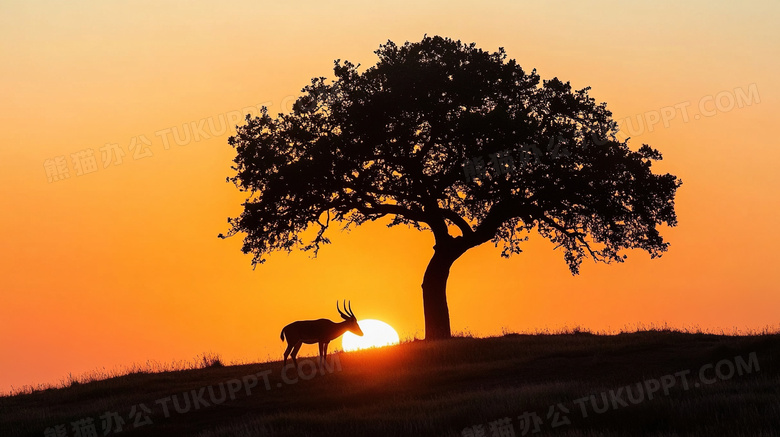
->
[1, 1, 778, 394]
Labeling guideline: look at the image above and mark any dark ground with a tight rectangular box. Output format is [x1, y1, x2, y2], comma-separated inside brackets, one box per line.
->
[2, 330, 778, 436]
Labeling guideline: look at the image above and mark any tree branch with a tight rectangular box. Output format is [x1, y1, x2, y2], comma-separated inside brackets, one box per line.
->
[437, 207, 474, 237]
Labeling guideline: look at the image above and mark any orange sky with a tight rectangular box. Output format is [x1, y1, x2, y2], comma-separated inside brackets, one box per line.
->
[1, 1, 779, 394]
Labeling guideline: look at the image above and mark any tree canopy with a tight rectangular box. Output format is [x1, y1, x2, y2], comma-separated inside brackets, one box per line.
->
[221, 35, 682, 339]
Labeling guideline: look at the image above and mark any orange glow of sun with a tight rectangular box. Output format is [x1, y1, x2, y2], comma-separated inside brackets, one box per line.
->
[342, 319, 400, 351]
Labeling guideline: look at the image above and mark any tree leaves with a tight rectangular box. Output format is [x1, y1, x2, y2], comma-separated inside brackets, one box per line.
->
[223, 36, 681, 273]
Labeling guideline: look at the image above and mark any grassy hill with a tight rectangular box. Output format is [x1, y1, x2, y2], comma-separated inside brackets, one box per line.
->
[2, 330, 778, 436]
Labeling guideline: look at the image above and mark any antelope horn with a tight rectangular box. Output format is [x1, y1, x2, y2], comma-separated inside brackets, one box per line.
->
[348, 300, 354, 318]
[337, 300, 348, 318]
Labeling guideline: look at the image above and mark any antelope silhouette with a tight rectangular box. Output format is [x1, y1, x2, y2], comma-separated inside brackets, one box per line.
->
[280, 300, 364, 368]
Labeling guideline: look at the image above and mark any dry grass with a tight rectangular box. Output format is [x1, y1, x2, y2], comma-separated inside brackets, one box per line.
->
[2, 329, 778, 436]
[5, 352, 226, 397]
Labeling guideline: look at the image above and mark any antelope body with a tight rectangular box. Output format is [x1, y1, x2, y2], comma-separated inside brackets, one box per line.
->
[280, 300, 363, 368]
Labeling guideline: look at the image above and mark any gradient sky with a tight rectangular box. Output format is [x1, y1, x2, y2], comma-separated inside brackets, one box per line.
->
[1, 0, 779, 394]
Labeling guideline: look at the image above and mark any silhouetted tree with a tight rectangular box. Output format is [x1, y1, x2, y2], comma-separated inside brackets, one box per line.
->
[220, 36, 682, 340]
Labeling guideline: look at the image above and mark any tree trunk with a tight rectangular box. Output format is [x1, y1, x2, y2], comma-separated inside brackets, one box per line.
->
[421, 247, 463, 340]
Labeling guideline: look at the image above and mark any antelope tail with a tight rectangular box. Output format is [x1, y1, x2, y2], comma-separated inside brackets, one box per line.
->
[280, 328, 285, 341]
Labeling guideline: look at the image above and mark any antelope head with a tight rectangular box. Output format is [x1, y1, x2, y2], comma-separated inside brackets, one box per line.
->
[337, 300, 364, 337]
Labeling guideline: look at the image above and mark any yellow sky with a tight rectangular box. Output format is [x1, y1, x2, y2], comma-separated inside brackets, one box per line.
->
[1, 1, 779, 393]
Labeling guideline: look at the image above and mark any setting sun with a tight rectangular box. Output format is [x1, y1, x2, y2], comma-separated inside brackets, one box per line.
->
[342, 319, 400, 352]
